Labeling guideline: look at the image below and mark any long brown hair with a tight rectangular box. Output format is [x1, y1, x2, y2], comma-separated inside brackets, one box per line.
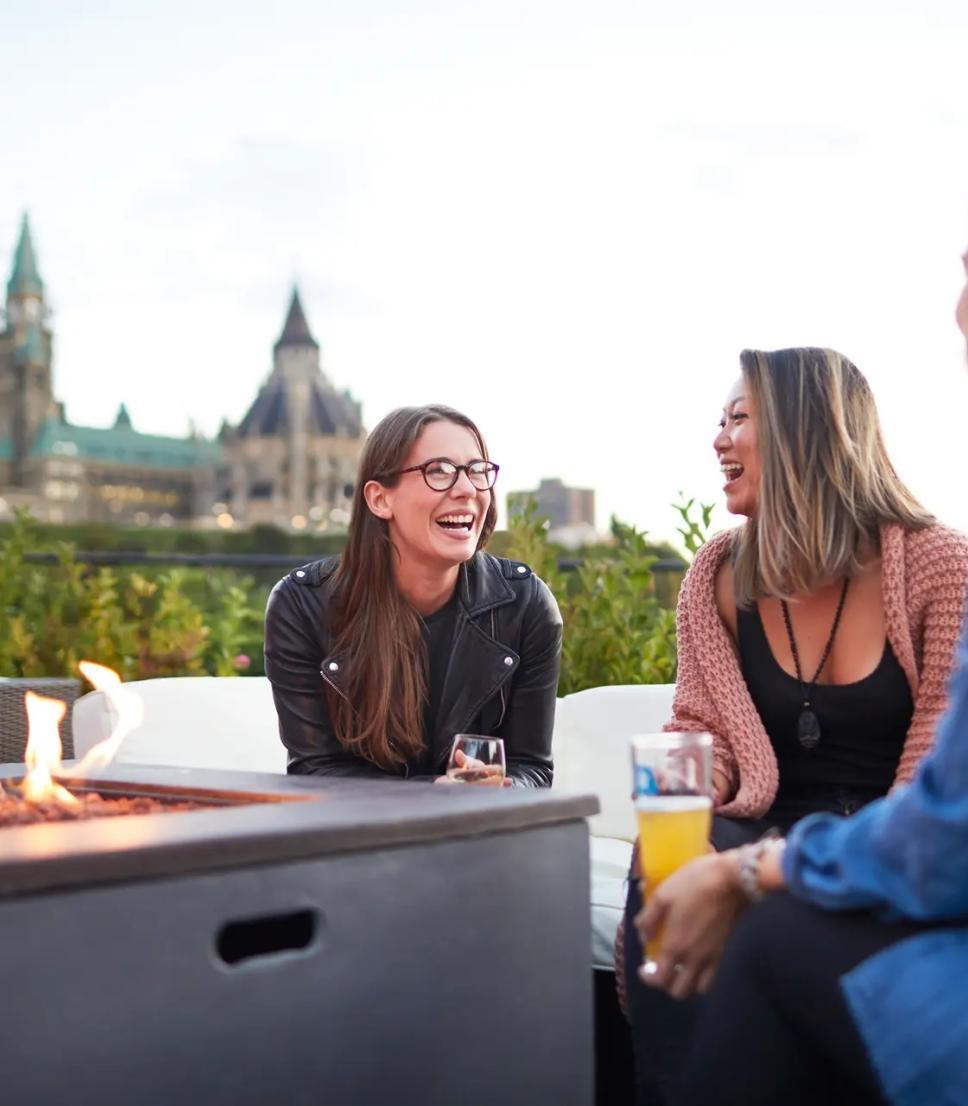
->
[326, 405, 498, 770]
[732, 347, 933, 605]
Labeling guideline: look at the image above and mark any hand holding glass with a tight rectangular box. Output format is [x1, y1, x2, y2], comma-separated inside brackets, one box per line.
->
[631, 732, 713, 976]
[446, 735, 506, 786]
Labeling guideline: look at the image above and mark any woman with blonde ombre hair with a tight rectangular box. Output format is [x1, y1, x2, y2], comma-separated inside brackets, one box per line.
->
[620, 347, 968, 1105]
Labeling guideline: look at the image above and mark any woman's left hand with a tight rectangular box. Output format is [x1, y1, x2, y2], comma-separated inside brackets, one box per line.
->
[635, 852, 747, 1000]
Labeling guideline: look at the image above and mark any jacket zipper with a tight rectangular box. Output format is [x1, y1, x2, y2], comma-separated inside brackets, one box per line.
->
[321, 663, 409, 777]
[492, 609, 509, 728]
[320, 666, 348, 701]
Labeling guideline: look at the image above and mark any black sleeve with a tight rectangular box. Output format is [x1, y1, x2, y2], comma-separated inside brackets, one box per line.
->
[497, 575, 562, 788]
[264, 576, 391, 779]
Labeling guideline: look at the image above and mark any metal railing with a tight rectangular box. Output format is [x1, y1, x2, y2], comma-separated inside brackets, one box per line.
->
[24, 550, 689, 575]
[23, 551, 310, 569]
[22, 550, 689, 611]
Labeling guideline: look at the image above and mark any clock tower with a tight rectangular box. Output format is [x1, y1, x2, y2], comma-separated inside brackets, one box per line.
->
[0, 213, 56, 485]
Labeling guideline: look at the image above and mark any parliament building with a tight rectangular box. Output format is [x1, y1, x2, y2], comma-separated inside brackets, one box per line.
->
[0, 214, 365, 531]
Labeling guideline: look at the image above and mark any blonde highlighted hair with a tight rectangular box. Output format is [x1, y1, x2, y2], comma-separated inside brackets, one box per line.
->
[732, 347, 933, 606]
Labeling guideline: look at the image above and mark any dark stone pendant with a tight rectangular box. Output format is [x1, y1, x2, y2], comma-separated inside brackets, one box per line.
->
[798, 708, 821, 750]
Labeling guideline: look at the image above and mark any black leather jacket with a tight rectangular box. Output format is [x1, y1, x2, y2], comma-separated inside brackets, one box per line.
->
[264, 551, 562, 787]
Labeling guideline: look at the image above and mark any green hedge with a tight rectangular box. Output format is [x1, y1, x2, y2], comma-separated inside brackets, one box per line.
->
[0, 498, 713, 692]
[0, 518, 348, 557]
[0, 512, 265, 682]
[502, 499, 711, 695]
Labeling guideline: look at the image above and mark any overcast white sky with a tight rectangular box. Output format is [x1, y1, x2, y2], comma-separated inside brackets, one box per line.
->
[2, 0, 967, 545]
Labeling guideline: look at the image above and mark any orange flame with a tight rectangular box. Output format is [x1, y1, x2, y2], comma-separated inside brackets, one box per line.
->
[22, 692, 76, 804]
[68, 661, 143, 776]
[20, 661, 142, 804]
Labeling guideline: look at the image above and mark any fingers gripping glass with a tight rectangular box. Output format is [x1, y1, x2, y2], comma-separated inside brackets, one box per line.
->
[630, 733, 713, 978]
[446, 735, 506, 785]
[391, 458, 500, 492]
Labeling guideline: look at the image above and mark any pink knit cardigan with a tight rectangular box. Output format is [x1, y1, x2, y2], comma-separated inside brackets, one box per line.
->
[614, 520, 968, 1015]
[670, 521, 968, 818]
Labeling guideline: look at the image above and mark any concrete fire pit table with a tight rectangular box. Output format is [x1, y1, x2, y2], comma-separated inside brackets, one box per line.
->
[0, 764, 598, 1106]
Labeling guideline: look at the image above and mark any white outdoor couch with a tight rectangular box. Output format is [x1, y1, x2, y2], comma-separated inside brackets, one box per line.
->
[551, 684, 676, 969]
[72, 677, 675, 971]
[72, 676, 283, 773]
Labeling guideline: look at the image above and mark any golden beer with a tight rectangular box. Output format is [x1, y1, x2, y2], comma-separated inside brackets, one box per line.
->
[636, 794, 712, 966]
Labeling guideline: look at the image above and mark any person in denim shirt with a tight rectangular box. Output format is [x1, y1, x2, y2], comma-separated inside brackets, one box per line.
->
[634, 248, 968, 1106]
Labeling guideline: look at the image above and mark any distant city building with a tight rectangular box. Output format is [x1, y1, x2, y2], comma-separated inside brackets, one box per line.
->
[0, 214, 365, 531]
[507, 477, 597, 548]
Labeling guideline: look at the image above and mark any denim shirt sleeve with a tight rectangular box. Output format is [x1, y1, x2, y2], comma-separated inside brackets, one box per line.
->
[782, 625, 968, 920]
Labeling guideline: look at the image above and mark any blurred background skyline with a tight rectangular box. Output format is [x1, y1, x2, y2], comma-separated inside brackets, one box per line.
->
[3, 0, 967, 544]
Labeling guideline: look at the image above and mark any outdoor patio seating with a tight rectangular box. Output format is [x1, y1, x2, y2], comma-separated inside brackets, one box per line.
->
[72, 675, 283, 772]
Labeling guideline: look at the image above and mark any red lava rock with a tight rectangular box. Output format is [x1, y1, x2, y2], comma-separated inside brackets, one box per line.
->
[0, 791, 208, 827]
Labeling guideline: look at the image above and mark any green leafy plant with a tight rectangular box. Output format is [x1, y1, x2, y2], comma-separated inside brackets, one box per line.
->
[504, 495, 715, 694]
[202, 575, 264, 677]
[673, 493, 716, 556]
[0, 510, 263, 681]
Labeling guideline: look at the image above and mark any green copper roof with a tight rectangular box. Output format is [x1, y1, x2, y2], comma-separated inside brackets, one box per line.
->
[28, 417, 222, 468]
[7, 213, 44, 300]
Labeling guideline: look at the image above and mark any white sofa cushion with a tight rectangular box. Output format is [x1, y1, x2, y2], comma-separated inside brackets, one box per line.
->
[553, 683, 676, 842]
[72, 676, 283, 774]
[553, 684, 675, 969]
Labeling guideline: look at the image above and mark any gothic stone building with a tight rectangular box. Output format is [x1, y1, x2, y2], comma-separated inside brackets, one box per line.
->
[0, 215, 364, 530]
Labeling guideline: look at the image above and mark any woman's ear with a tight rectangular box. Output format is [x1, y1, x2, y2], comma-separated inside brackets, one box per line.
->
[363, 479, 394, 520]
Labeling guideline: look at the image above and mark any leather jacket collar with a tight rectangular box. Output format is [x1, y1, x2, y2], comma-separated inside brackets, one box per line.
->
[303, 550, 521, 620]
[314, 553, 527, 770]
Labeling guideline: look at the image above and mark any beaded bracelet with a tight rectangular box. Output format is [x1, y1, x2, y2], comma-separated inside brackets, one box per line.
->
[736, 831, 782, 903]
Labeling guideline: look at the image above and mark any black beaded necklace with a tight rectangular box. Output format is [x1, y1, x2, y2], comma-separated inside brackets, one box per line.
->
[779, 577, 850, 750]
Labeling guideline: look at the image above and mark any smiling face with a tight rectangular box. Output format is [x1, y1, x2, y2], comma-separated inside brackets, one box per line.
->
[365, 419, 492, 572]
[713, 374, 761, 518]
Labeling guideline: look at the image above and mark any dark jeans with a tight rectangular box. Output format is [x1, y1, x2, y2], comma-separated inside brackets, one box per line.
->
[594, 968, 634, 1105]
[623, 815, 762, 1105]
[676, 893, 932, 1105]
[623, 794, 883, 1105]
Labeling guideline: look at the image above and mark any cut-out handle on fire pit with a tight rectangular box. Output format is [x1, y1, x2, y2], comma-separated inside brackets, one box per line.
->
[216, 909, 318, 967]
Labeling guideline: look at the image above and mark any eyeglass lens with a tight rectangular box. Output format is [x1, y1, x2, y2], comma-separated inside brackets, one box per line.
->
[425, 461, 496, 490]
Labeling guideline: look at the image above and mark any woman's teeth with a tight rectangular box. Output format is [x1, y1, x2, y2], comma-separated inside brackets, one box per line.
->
[437, 514, 474, 531]
[721, 464, 744, 481]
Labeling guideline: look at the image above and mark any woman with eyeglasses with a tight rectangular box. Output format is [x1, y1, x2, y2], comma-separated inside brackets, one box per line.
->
[265, 404, 561, 785]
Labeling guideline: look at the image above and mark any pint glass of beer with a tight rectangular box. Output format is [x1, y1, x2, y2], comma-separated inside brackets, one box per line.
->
[631, 732, 713, 975]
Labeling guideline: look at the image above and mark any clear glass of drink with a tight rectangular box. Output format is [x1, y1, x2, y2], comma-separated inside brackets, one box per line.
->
[631, 732, 713, 976]
[446, 735, 506, 786]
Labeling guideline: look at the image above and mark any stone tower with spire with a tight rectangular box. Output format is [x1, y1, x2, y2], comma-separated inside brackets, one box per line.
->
[0, 214, 57, 485]
[0, 215, 364, 529]
[217, 288, 364, 529]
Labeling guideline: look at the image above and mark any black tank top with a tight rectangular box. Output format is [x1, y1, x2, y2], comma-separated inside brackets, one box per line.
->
[420, 591, 459, 750]
[736, 603, 913, 803]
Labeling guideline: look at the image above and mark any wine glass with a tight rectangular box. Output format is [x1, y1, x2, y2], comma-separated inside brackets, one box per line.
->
[446, 735, 506, 786]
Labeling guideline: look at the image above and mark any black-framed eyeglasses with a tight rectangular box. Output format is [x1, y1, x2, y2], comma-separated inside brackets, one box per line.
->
[390, 457, 500, 492]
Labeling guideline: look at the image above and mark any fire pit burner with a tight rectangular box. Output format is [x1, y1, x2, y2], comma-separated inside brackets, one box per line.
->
[0, 763, 598, 1106]
[0, 788, 206, 826]
[0, 773, 295, 827]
